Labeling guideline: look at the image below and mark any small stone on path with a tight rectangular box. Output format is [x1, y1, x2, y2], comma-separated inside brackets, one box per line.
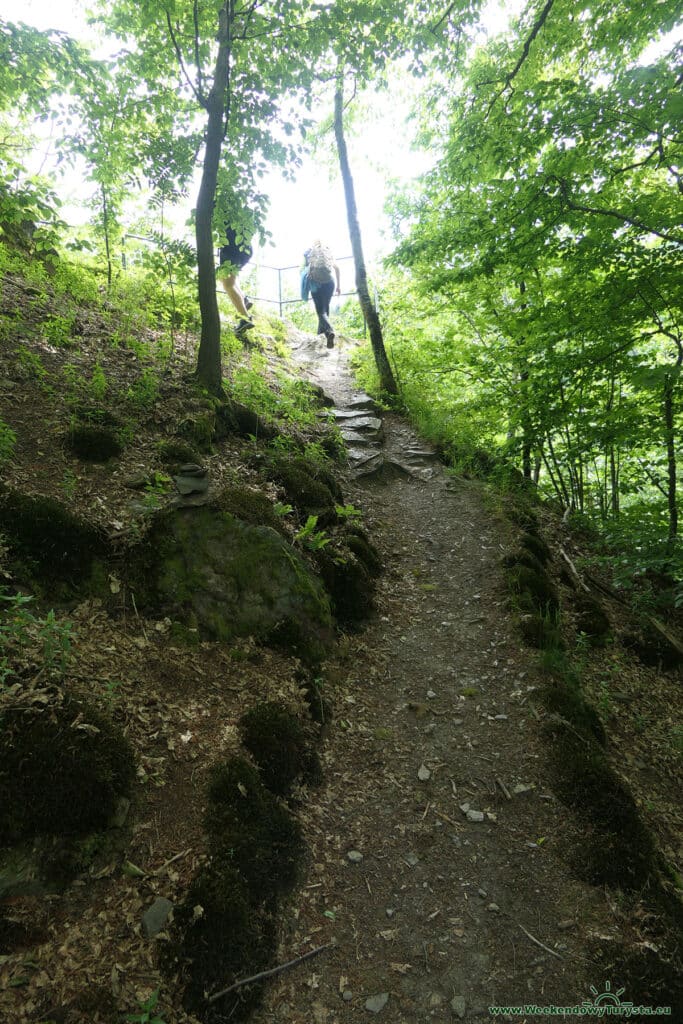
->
[347, 850, 364, 863]
[450, 994, 467, 1018]
[141, 896, 173, 938]
[365, 992, 389, 1013]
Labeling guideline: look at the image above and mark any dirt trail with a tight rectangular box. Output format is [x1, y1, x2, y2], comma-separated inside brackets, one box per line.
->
[249, 337, 612, 1023]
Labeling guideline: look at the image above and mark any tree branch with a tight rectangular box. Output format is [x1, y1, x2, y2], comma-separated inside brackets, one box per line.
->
[551, 179, 683, 245]
[484, 0, 555, 114]
[165, 10, 204, 107]
[207, 943, 332, 1005]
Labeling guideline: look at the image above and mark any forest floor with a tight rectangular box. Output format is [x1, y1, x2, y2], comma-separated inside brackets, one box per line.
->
[0, 280, 681, 1023]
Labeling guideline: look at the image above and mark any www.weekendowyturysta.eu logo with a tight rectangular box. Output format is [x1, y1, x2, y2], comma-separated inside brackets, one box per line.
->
[488, 980, 672, 1017]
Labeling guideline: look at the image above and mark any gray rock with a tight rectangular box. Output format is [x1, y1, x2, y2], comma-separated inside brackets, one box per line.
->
[174, 468, 209, 495]
[142, 897, 173, 938]
[123, 473, 149, 490]
[466, 809, 485, 823]
[347, 850, 364, 863]
[342, 989, 353, 1002]
[450, 995, 467, 1018]
[365, 992, 389, 1013]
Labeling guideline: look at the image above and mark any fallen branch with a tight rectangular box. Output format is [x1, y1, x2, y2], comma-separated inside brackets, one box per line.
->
[558, 547, 591, 593]
[518, 923, 563, 961]
[207, 942, 333, 1005]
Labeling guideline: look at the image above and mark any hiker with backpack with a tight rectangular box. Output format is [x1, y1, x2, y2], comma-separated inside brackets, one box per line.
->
[303, 241, 340, 348]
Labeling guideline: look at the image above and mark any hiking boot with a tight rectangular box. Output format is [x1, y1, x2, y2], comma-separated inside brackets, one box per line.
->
[234, 318, 254, 338]
[326, 332, 335, 348]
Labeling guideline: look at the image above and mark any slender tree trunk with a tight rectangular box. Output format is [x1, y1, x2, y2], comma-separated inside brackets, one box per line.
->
[195, 4, 232, 395]
[663, 353, 681, 542]
[101, 184, 112, 290]
[518, 280, 532, 478]
[333, 74, 397, 397]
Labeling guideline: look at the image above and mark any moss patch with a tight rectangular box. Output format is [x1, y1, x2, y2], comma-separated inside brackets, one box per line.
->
[545, 722, 656, 889]
[207, 757, 304, 900]
[574, 593, 611, 646]
[214, 484, 283, 533]
[0, 694, 135, 843]
[264, 452, 343, 524]
[0, 489, 109, 595]
[239, 701, 320, 797]
[316, 544, 374, 626]
[165, 755, 308, 1022]
[165, 861, 275, 1022]
[67, 422, 124, 462]
[506, 563, 560, 617]
[156, 438, 202, 468]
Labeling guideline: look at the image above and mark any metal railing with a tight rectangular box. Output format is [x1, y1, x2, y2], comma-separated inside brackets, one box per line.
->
[120, 237, 375, 320]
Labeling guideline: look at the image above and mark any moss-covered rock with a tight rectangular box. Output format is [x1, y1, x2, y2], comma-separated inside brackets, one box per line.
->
[0, 694, 135, 843]
[343, 525, 382, 578]
[207, 757, 304, 899]
[131, 504, 333, 663]
[519, 530, 552, 565]
[263, 452, 343, 524]
[316, 544, 374, 625]
[238, 702, 320, 797]
[165, 860, 275, 1022]
[0, 489, 109, 595]
[215, 399, 279, 442]
[156, 438, 202, 468]
[214, 485, 284, 533]
[177, 410, 216, 452]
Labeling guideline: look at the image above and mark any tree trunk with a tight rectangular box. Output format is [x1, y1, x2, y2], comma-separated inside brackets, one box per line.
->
[195, 4, 232, 395]
[333, 74, 397, 397]
[518, 280, 532, 478]
[663, 366, 680, 543]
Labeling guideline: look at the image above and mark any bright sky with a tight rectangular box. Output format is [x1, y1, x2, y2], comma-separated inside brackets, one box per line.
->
[2, 1, 528, 271]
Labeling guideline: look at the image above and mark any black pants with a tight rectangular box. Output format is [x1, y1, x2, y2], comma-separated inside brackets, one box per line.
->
[311, 281, 335, 335]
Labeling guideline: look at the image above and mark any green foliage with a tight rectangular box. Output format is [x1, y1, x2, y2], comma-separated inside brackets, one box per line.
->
[125, 990, 167, 1024]
[295, 515, 330, 551]
[0, 589, 73, 684]
[126, 367, 159, 409]
[388, 5, 683, 586]
[142, 472, 172, 512]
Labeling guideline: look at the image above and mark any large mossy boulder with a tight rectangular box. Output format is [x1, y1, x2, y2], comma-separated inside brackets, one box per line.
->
[0, 694, 135, 844]
[134, 502, 333, 663]
[0, 489, 109, 597]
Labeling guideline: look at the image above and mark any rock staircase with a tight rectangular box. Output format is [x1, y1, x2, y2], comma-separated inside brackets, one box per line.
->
[288, 328, 441, 481]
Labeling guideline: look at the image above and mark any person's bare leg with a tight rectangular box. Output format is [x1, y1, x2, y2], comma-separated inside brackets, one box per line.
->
[221, 273, 251, 319]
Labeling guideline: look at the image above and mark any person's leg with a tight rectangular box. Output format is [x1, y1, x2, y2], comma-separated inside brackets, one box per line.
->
[221, 273, 251, 320]
[318, 281, 335, 344]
